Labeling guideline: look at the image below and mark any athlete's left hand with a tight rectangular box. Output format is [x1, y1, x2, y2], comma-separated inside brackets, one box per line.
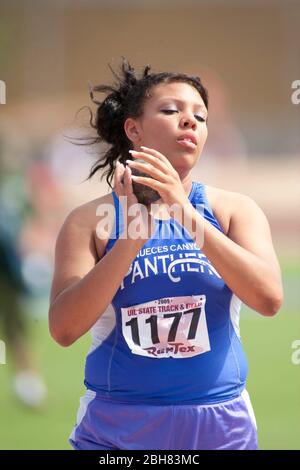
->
[126, 146, 191, 210]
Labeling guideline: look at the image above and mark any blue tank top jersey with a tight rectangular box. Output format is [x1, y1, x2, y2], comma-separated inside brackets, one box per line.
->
[84, 181, 248, 405]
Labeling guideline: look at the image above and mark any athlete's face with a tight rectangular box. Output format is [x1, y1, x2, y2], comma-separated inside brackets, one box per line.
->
[124, 82, 208, 178]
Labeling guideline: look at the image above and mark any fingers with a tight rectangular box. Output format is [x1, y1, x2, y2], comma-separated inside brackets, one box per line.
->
[130, 174, 164, 193]
[114, 160, 135, 200]
[115, 145, 173, 199]
[140, 146, 175, 170]
[129, 149, 174, 173]
[123, 164, 134, 196]
[126, 159, 167, 182]
[114, 161, 125, 195]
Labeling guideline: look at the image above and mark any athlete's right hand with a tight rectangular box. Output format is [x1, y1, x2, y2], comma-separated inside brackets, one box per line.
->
[114, 161, 138, 207]
[113, 161, 155, 241]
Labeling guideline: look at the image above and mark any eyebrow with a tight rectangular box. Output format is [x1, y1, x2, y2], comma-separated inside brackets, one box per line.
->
[158, 97, 207, 111]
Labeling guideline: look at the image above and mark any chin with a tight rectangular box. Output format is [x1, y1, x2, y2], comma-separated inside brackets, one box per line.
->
[173, 155, 195, 171]
[163, 147, 197, 171]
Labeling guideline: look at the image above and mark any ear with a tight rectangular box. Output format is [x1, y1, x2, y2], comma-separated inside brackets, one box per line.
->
[124, 117, 142, 144]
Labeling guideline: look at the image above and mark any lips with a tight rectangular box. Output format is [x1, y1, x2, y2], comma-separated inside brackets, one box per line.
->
[177, 139, 196, 150]
[176, 133, 197, 146]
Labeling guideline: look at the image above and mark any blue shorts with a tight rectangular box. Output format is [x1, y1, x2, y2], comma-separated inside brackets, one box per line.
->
[69, 389, 258, 450]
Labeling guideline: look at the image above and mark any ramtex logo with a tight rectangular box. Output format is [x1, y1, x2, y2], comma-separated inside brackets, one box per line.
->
[0, 80, 6, 104]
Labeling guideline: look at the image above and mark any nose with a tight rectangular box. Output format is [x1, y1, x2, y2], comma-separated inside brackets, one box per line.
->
[180, 114, 197, 130]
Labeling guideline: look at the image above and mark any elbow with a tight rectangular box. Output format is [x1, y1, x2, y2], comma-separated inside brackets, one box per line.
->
[261, 289, 284, 317]
[49, 325, 74, 347]
[48, 309, 76, 347]
[51, 331, 75, 347]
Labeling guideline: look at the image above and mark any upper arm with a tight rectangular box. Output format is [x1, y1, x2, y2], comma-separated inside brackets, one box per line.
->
[228, 193, 282, 281]
[49, 207, 99, 307]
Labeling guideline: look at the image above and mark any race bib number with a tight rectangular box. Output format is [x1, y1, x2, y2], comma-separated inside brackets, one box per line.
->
[121, 295, 210, 359]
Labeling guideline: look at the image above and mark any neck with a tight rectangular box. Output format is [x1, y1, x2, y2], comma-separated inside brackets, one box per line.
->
[180, 174, 193, 198]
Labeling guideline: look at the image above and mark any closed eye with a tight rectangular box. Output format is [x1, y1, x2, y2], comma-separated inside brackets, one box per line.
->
[161, 110, 206, 122]
[161, 110, 178, 114]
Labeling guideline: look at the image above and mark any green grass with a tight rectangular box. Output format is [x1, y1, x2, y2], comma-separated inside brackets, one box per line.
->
[241, 308, 300, 449]
[0, 316, 90, 450]
[0, 259, 299, 450]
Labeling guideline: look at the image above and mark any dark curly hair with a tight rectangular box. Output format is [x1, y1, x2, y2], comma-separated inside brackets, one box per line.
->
[76, 57, 208, 189]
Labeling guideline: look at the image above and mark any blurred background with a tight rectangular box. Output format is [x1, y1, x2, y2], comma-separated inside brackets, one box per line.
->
[0, 0, 299, 449]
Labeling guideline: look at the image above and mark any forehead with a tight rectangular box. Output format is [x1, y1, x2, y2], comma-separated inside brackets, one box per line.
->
[147, 81, 206, 108]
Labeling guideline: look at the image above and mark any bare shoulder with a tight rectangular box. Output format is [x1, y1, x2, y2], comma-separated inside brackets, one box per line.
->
[206, 184, 260, 210]
[67, 192, 114, 224]
[49, 193, 114, 306]
[205, 184, 263, 236]
[206, 184, 282, 279]
[204, 185, 237, 236]
[64, 192, 115, 261]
